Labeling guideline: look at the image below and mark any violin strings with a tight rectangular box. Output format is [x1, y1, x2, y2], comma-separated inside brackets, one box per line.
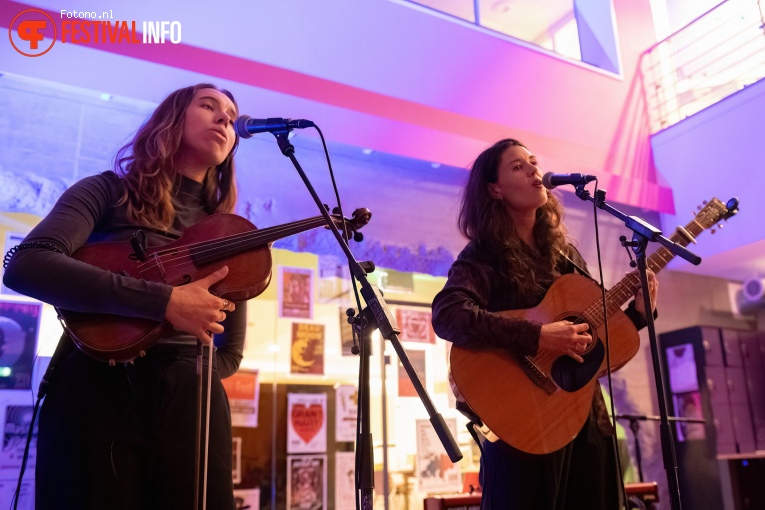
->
[135, 216, 331, 278]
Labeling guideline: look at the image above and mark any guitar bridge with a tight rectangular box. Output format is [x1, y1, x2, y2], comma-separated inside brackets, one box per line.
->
[522, 356, 558, 395]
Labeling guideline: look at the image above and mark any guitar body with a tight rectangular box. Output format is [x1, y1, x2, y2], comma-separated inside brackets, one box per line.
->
[449, 273, 640, 454]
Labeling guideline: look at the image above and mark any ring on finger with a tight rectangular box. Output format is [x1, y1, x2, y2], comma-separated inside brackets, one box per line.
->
[222, 299, 229, 311]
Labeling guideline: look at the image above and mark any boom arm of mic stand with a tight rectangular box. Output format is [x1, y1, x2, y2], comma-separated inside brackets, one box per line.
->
[271, 132, 463, 461]
[576, 187, 702, 265]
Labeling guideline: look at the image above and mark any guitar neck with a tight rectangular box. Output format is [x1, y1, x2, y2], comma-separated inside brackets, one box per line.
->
[190, 215, 329, 265]
[583, 217, 708, 327]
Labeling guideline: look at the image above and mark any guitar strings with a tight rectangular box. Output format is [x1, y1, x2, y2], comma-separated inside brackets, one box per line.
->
[531, 216, 705, 366]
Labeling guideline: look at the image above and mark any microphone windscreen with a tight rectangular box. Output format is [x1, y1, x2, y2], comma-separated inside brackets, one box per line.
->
[234, 115, 253, 139]
[541, 172, 555, 190]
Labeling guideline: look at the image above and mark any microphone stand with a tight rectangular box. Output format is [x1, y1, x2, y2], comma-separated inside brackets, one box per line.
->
[270, 130, 462, 509]
[574, 185, 701, 510]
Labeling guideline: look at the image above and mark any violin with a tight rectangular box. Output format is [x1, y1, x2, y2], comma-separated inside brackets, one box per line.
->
[58, 209, 371, 364]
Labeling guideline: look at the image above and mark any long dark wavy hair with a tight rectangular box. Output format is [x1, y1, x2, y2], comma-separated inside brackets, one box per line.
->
[114, 83, 239, 231]
[458, 138, 568, 290]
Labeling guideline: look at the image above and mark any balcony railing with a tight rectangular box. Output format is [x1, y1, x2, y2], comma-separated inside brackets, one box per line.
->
[642, 0, 765, 133]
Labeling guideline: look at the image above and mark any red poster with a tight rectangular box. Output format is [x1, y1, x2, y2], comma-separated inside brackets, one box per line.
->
[398, 349, 426, 397]
[280, 267, 313, 319]
[396, 307, 435, 344]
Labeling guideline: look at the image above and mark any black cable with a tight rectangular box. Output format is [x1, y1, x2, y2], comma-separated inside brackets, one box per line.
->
[590, 181, 629, 507]
[10, 394, 40, 510]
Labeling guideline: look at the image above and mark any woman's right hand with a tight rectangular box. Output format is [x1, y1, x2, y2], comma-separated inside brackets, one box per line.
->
[164, 266, 235, 344]
[539, 320, 592, 363]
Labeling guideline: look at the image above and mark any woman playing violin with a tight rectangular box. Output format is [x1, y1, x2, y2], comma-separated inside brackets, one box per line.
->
[432, 139, 658, 510]
[4, 84, 245, 509]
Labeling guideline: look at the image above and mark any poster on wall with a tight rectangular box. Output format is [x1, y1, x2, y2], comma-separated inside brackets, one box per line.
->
[334, 451, 356, 510]
[0, 479, 32, 510]
[291, 323, 325, 375]
[339, 307, 355, 356]
[221, 369, 260, 427]
[0, 298, 42, 390]
[234, 488, 260, 510]
[287, 454, 327, 510]
[280, 267, 313, 319]
[287, 393, 327, 454]
[335, 385, 358, 442]
[232, 436, 242, 485]
[395, 307, 435, 344]
[0, 404, 37, 479]
[1, 232, 26, 296]
[415, 418, 461, 494]
[398, 349, 426, 398]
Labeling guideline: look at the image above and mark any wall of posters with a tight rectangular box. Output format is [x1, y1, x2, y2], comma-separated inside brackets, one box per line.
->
[287, 454, 327, 510]
[280, 267, 314, 319]
[415, 418, 461, 494]
[291, 323, 325, 375]
[222, 370, 260, 427]
[287, 393, 327, 454]
[335, 385, 358, 442]
[334, 451, 356, 510]
[0, 299, 41, 390]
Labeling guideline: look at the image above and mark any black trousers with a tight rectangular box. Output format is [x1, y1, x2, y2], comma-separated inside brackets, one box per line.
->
[479, 404, 621, 510]
[35, 342, 235, 510]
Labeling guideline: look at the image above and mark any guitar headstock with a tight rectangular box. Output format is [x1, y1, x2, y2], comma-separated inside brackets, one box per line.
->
[328, 207, 372, 242]
[692, 197, 739, 233]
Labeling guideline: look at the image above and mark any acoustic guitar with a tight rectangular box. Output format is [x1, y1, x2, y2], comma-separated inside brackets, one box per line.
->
[58, 209, 370, 365]
[449, 197, 738, 454]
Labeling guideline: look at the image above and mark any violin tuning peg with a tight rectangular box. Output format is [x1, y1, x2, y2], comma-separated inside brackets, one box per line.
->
[332, 206, 341, 215]
[353, 232, 364, 243]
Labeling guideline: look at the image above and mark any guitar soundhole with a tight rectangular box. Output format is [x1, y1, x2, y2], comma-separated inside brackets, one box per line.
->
[550, 317, 604, 392]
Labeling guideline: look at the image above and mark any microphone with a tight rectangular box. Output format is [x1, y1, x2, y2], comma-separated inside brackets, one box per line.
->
[541, 172, 597, 189]
[235, 115, 315, 138]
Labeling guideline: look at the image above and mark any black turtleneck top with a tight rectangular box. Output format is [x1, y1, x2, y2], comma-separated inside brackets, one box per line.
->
[3, 171, 245, 377]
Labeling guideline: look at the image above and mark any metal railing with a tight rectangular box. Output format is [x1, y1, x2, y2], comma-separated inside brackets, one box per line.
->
[642, 0, 765, 133]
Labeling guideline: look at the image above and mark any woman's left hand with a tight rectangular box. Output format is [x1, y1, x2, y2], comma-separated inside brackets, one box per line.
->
[634, 269, 658, 317]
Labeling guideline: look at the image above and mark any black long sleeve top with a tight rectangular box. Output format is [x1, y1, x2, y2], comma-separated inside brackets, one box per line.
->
[3, 171, 245, 377]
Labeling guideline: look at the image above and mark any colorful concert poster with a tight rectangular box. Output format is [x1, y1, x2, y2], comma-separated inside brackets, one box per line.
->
[287, 454, 327, 510]
[287, 393, 327, 454]
[395, 307, 436, 344]
[221, 369, 260, 427]
[291, 323, 325, 375]
[280, 267, 313, 319]
[0, 298, 42, 390]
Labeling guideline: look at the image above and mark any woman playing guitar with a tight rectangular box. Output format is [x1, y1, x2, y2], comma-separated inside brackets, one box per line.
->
[4, 84, 245, 509]
[431, 139, 658, 510]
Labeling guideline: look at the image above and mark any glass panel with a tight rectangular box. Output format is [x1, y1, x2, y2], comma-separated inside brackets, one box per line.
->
[411, 0, 476, 22]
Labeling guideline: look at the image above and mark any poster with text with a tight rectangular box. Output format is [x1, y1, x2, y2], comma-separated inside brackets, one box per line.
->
[0, 405, 36, 479]
[287, 454, 327, 510]
[398, 349, 426, 398]
[395, 307, 436, 344]
[287, 393, 327, 454]
[335, 451, 356, 510]
[335, 385, 358, 442]
[291, 323, 325, 375]
[0, 299, 42, 390]
[232, 436, 242, 484]
[222, 369, 260, 427]
[339, 307, 355, 356]
[280, 267, 313, 319]
[415, 418, 461, 494]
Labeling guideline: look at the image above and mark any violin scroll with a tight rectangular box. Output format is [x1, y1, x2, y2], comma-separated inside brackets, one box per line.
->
[329, 207, 372, 242]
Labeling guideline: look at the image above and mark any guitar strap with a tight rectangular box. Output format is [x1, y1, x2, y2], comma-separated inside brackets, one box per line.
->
[558, 249, 597, 283]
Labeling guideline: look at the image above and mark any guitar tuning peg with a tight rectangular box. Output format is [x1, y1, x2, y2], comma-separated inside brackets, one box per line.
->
[697, 205, 702, 210]
[710, 228, 716, 234]
[691, 210, 697, 216]
[702, 200, 708, 205]
[718, 223, 724, 229]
